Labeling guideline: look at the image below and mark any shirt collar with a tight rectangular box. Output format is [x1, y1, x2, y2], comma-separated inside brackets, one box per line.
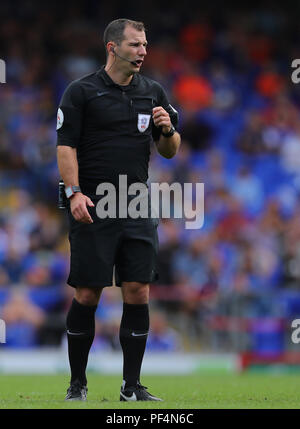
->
[97, 65, 138, 89]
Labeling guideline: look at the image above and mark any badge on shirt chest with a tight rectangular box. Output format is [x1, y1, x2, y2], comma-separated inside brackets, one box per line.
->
[137, 113, 151, 133]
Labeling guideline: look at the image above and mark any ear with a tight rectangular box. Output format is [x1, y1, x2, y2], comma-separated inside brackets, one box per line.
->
[106, 43, 115, 54]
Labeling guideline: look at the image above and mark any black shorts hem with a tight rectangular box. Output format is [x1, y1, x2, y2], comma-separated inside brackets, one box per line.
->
[67, 279, 113, 288]
[115, 279, 151, 287]
[115, 274, 159, 287]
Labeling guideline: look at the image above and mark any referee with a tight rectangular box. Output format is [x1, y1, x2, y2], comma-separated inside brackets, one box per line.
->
[56, 18, 181, 402]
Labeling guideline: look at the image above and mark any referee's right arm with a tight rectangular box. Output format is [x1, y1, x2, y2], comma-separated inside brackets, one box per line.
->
[57, 146, 79, 191]
[56, 82, 94, 224]
[57, 146, 94, 224]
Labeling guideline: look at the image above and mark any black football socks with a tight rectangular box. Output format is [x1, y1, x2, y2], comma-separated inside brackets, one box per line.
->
[66, 298, 97, 385]
[119, 303, 149, 388]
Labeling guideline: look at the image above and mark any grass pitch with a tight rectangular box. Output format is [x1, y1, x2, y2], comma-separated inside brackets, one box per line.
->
[0, 373, 299, 409]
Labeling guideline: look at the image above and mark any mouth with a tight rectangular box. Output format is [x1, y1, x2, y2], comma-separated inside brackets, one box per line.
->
[133, 59, 143, 67]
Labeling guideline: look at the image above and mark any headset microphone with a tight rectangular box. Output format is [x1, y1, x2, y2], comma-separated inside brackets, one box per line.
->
[111, 47, 138, 66]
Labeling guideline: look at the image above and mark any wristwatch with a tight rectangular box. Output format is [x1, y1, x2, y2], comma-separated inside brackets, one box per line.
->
[161, 124, 176, 138]
[65, 185, 82, 199]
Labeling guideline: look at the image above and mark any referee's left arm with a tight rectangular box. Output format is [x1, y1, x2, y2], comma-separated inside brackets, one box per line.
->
[152, 106, 181, 159]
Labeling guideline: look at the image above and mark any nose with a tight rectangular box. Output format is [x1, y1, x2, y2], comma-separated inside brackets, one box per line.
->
[139, 45, 147, 56]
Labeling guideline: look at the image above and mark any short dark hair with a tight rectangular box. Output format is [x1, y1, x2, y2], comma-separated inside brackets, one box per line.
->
[103, 18, 145, 52]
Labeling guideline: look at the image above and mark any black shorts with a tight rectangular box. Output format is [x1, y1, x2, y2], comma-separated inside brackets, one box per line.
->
[66, 201, 159, 288]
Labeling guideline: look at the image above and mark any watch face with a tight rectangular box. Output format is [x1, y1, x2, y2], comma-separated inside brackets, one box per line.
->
[65, 187, 73, 199]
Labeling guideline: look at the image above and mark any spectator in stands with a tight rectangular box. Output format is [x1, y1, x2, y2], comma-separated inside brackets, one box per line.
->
[1, 288, 46, 348]
[146, 309, 182, 351]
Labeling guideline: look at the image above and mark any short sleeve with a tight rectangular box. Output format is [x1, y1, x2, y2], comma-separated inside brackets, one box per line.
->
[152, 83, 179, 142]
[56, 81, 85, 148]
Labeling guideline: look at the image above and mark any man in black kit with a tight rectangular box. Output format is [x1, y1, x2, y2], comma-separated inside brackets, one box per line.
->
[56, 18, 181, 402]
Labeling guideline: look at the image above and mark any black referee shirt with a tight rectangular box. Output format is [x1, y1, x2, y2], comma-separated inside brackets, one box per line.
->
[56, 66, 178, 195]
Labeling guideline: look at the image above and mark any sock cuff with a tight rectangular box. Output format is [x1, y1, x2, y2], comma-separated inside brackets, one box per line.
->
[66, 298, 97, 333]
[72, 298, 97, 314]
[123, 303, 149, 312]
[121, 303, 149, 332]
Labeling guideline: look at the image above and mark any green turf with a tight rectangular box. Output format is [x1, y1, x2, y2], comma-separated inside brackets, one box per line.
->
[0, 373, 299, 408]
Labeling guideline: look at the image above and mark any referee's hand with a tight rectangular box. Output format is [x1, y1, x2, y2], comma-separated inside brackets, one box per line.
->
[70, 193, 94, 224]
[152, 106, 171, 131]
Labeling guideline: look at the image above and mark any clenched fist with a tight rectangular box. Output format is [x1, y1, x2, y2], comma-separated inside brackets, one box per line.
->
[152, 106, 172, 134]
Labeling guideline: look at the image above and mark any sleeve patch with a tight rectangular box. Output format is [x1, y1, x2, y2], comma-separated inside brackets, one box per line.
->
[56, 108, 64, 130]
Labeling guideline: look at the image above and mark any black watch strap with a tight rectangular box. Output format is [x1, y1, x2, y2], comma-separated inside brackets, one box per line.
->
[161, 125, 175, 138]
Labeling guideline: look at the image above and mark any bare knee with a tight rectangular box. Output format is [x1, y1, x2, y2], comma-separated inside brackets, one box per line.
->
[122, 282, 149, 304]
[74, 287, 102, 306]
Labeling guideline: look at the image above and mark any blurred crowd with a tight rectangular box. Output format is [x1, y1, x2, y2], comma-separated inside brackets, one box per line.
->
[1, 1, 300, 353]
